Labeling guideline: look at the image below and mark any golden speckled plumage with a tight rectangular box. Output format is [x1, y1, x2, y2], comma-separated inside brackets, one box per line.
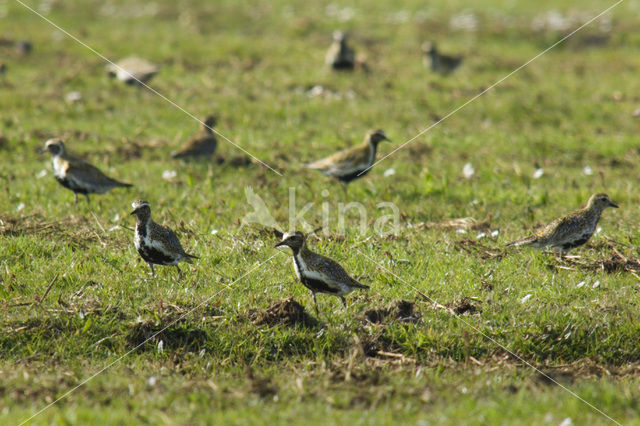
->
[507, 193, 618, 253]
[130, 199, 198, 278]
[305, 129, 389, 183]
[275, 231, 368, 315]
[43, 138, 132, 204]
[171, 116, 218, 159]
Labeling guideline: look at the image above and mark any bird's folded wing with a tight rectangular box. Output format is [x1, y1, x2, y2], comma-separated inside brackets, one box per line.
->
[66, 157, 118, 187]
[163, 226, 187, 254]
[306, 144, 370, 171]
[310, 256, 359, 287]
[542, 215, 582, 245]
[186, 135, 209, 149]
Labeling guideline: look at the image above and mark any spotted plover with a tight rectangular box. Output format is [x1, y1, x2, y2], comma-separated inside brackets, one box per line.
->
[422, 42, 462, 75]
[275, 231, 368, 315]
[306, 129, 390, 184]
[507, 193, 618, 254]
[43, 138, 132, 204]
[130, 200, 198, 278]
[107, 57, 159, 85]
[171, 116, 218, 160]
[325, 31, 355, 70]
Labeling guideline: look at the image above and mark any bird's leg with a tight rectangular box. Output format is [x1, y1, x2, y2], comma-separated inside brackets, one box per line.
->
[312, 292, 319, 316]
[340, 296, 347, 309]
[176, 265, 183, 280]
[74, 193, 78, 205]
[148, 262, 155, 277]
[84, 193, 90, 204]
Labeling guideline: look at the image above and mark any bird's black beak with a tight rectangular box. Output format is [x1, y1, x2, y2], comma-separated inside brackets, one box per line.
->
[129, 209, 137, 216]
[609, 201, 619, 208]
[384, 136, 391, 142]
[274, 241, 286, 248]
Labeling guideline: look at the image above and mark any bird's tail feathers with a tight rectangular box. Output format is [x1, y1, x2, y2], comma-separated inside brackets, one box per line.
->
[351, 281, 369, 290]
[506, 236, 537, 247]
[111, 179, 133, 188]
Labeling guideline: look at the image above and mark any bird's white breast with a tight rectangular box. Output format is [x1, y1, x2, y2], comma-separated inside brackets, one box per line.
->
[292, 253, 305, 280]
[133, 224, 144, 249]
[52, 157, 66, 179]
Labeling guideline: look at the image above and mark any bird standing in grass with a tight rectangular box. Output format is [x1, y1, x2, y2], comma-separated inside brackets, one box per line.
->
[107, 57, 159, 85]
[507, 193, 618, 254]
[171, 115, 218, 160]
[325, 31, 355, 70]
[422, 42, 462, 74]
[130, 200, 198, 278]
[43, 138, 132, 204]
[305, 129, 390, 184]
[275, 231, 369, 315]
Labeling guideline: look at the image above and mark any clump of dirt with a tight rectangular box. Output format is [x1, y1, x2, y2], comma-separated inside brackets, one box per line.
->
[588, 247, 640, 274]
[455, 239, 503, 260]
[556, 245, 640, 274]
[451, 298, 481, 315]
[249, 297, 317, 327]
[364, 300, 421, 324]
[126, 317, 207, 351]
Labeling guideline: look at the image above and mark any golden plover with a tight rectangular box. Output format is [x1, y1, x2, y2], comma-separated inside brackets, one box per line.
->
[171, 116, 218, 160]
[43, 138, 132, 204]
[422, 42, 462, 75]
[325, 31, 355, 70]
[507, 193, 618, 254]
[275, 231, 368, 315]
[306, 129, 390, 183]
[107, 57, 159, 85]
[130, 200, 198, 278]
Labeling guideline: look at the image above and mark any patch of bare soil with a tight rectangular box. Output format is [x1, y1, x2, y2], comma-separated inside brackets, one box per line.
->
[363, 299, 421, 324]
[552, 243, 640, 274]
[451, 297, 482, 315]
[249, 297, 317, 328]
[455, 238, 504, 260]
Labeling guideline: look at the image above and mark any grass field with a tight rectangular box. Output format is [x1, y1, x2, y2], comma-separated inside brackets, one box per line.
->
[2, 0, 640, 424]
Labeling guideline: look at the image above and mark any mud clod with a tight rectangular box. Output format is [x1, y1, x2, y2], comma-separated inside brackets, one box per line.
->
[250, 297, 316, 327]
[452, 298, 481, 315]
[364, 299, 421, 324]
